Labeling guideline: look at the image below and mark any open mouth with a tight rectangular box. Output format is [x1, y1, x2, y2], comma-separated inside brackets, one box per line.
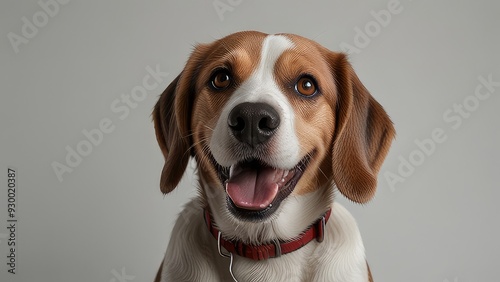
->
[214, 154, 312, 221]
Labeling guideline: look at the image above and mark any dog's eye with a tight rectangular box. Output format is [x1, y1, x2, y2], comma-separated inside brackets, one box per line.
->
[295, 76, 317, 96]
[211, 70, 232, 90]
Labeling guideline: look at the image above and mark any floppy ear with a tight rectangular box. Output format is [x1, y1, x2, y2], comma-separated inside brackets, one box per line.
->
[329, 53, 395, 203]
[153, 75, 189, 194]
[152, 45, 209, 194]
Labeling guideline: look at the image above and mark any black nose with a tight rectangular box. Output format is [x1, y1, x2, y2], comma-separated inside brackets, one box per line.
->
[228, 102, 280, 147]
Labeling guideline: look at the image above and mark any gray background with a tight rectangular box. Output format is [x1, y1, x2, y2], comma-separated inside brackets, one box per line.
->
[1, 0, 499, 281]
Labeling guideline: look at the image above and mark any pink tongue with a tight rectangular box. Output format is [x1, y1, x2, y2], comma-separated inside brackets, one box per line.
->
[226, 165, 280, 211]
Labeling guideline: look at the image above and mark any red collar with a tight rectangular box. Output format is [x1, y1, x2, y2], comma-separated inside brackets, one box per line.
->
[204, 209, 332, 261]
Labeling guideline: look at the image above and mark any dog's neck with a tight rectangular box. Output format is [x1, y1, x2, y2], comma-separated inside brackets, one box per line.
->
[203, 208, 331, 261]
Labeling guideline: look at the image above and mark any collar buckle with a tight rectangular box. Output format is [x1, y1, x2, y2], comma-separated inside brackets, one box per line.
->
[316, 214, 326, 243]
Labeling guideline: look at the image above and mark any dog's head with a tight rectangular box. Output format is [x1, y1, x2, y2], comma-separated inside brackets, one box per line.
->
[153, 31, 394, 241]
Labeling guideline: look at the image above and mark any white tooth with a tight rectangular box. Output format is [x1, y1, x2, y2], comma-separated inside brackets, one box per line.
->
[229, 164, 235, 177]
[283, 170, 289, 178]
[281, 178, 285, 183]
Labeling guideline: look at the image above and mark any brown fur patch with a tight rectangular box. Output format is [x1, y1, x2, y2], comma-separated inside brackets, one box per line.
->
[271, 35, 338, 195]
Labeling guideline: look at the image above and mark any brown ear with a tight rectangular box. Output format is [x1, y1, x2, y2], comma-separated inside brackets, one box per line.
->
[153, 75, 191, 194]
[153, 43, 211, 193]
[329, 53, 395, 203]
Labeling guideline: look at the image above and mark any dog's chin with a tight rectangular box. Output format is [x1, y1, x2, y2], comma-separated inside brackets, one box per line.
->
[212, 153, 312, 222]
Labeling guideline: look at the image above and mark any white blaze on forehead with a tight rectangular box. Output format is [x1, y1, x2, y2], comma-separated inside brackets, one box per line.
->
[210, 34, 301, 168]
[254, 35, 294, 80]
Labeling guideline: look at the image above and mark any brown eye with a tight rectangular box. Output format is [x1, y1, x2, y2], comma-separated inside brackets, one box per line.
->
[211, 70, 231, 90]
[295, 76, 317, 96]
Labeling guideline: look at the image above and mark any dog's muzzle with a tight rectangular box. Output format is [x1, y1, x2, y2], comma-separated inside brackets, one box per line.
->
[209, 102, 311, 221]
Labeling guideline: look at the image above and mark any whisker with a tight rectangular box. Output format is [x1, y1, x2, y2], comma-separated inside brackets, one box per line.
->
[203, 125, 215, 132]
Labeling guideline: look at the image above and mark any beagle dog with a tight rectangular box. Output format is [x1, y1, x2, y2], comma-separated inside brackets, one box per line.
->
[153, 31, 394, 282]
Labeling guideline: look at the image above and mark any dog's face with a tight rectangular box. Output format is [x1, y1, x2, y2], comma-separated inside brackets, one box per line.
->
[153, 31, 394, 242]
